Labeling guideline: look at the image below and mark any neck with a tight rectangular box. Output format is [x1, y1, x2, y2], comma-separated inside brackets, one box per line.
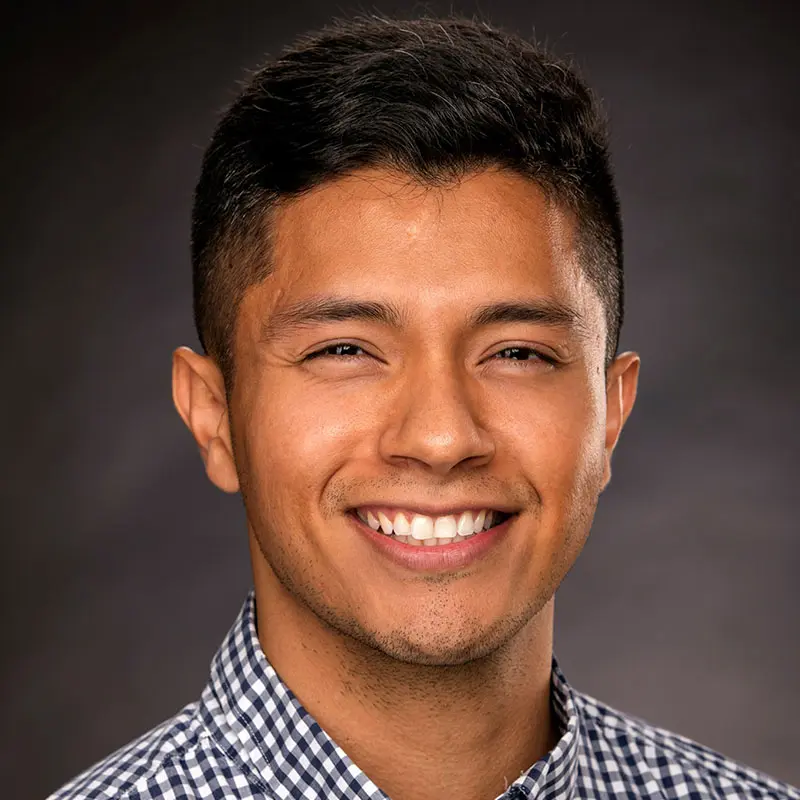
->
[251, 546, 559, 800]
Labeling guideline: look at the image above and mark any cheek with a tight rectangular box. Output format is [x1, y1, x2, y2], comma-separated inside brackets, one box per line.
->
[492, 374, 606, 494]
[234, 374, 381, 503]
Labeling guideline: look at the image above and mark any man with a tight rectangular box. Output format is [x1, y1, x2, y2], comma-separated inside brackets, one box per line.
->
[51, 14, 798, 800]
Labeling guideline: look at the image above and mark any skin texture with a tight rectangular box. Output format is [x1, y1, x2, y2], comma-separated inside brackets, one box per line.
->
[172, 167, 639, 800]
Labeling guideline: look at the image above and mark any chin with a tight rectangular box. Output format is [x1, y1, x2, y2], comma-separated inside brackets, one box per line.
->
[363, 611, 530, 667]
[374, 638, 500, 667]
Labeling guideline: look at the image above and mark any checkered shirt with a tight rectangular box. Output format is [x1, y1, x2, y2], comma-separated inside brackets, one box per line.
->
[50, 591, 799, 799]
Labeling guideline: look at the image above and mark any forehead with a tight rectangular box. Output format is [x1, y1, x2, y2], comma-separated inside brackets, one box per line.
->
[255, 167, 598, 322]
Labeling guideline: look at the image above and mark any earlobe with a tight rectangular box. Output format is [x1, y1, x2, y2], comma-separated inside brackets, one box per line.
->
[601, 351, 640, 490]
[206, 435, 241, 493]
[171, 347, 240, 494]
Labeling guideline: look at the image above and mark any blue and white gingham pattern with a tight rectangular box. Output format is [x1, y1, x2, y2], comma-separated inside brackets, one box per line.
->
[50, 592, 800, 799]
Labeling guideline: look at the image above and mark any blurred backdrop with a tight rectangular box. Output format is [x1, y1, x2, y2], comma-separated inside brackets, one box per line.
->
[1, 1, 797, 796]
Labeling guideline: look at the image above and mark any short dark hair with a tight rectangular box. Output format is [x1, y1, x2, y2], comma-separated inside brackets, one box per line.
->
[192, 14, 624, 384]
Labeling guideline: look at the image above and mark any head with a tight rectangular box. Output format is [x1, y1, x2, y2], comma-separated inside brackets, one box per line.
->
[173, 15, 639, 667]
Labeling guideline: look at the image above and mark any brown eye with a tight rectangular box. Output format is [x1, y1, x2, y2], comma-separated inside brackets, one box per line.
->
[495, 347, 540, 361]
[490, 347, 558, 367]
[305, 343, 367, 360]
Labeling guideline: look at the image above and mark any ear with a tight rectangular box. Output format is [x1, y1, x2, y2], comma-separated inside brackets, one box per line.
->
[172, 346, 240, 494]
[601, 351, 640, 490]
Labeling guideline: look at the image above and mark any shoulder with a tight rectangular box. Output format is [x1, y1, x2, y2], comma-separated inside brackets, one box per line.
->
[573, 690, 799, 799]
[47, 702, 224, 800]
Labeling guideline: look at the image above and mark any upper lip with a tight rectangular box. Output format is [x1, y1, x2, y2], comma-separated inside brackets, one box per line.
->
[350, 502, 518, 516]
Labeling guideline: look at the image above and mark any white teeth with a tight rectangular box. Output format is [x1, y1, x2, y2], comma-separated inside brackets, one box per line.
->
[456, 511, 475, 536]
[410, 515, 434, 540]
[377, 511, 393, 535]
[393, 512, 410, 535]
[434, 515, 457, 539]
[423, 538, 439, 546]
[357, 508, 504, 542]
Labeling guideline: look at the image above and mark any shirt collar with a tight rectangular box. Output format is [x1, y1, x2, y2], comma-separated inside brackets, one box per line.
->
[201, 591, 581, 800]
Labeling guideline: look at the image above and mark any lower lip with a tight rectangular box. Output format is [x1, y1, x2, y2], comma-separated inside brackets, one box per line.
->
[350, 513, 514, 572]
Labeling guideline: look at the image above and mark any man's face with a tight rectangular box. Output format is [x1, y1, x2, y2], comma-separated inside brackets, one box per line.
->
[224, 167, 630, 666]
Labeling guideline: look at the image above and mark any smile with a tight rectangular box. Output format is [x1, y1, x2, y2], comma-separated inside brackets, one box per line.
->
[354, 507, 513, 547]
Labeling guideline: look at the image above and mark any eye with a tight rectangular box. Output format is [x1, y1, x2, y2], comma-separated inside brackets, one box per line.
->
[304, 342, 368, 360]
[491, 346, 553, 364]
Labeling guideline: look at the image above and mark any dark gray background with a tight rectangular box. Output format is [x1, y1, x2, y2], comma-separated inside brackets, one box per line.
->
[1, 1, 797, 796]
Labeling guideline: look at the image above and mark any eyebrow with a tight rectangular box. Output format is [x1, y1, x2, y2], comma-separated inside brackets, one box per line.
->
[260, 295, 585, 343]
[261, 297, 406, 343]
[469, 299, 585, 332]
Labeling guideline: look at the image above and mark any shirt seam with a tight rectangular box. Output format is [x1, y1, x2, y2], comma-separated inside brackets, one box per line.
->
[113, 738, 204, 800]
[199, 688, 282, 799]
[110, 707, 271, 800]
[206, 720, 280, 798]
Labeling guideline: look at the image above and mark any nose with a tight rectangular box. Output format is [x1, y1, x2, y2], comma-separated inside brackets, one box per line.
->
[379, 358, 495, 475]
